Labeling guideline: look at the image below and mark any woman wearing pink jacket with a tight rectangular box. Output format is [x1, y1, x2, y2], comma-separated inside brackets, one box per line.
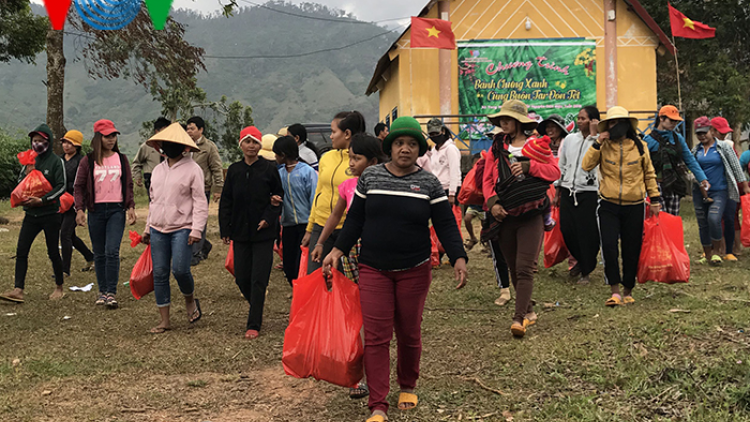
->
[141, 123, 208, 334]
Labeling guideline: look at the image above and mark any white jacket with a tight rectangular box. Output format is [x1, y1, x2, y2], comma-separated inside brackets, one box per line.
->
[429, 139, 462, 195]
[558, 132, 600, 200]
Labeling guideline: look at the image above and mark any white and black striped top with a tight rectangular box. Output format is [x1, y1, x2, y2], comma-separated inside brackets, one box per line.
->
[335, 164, 467, 271]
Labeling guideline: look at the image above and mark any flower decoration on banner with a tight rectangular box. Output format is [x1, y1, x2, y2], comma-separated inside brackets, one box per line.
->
[574, 48, 596, 79]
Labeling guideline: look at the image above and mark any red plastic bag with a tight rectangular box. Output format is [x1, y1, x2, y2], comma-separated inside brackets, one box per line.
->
[543, 206, 568, 268]
[297, 246, 309, 280]
[130, 245, 154, 299]
[429, 226, 440, 267]
[741, 196, 750, 247]
[638, 213, 690, 284]
[59, 192, 74, 213]
[283, 268, 364, 388]
[453, 205, 464, 242]
[11, 150, 52, 208]
[225, 241, 235, 276]
[274, 238, 283, 259]
[457, 167, 484, 206]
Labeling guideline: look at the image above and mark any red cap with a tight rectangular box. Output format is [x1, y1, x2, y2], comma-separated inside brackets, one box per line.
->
[693, 116, 711, 133]
[710, 117, 733, 134]
[522, 135, 552, 164]
[94, 119, 119, 136]
[239, 126, 262, 146]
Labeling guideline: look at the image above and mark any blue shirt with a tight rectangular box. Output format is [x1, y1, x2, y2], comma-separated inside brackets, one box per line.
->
[278, 162, 318, 227]
[696, 144, 727, 192]
[644, 130, 708, 182]
[740, 150, 750, 173]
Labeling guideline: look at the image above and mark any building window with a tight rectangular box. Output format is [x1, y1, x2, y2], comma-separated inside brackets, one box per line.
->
[385, 115, 390, 127]
[391, 107, 398, 121]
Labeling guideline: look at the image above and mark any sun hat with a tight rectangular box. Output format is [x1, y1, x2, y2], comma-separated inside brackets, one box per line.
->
[710, 117, 733, 134]
[93, 119, 119, 136]
[658, 105, 683, 122]
[382, 116, 429, 156]
[598, 106, 639, 133]
[694, 116, 711, 134]
[147, 122, 199, 152]
[239, 126, 263, 146]
[28, 123, 53, 142]
[259, 134, 279, 160]
[277, 127, 288, 137]
[426, 118, 444, 135]
[537, 114, 569, 138]
[522, 136, 553, 164]
[487, 100, 538, 129]
[61, 130, 84, 147]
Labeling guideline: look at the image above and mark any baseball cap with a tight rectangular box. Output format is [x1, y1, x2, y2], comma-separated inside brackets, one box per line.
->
[658, 105, 683, 122]
[426, 118, 444, 135]
[94, 119, 119, 136]
[710, 117, 733, 134]
[693, 116, 711, 134]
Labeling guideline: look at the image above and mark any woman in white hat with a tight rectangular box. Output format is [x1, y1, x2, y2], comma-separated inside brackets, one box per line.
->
[482, 100, 561, 337]
[141, 123, 208, 333]
[220, 126, 284, 340]
[582, 106, 661, 306]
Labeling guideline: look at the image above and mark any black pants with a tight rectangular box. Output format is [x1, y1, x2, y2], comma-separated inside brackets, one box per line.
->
[489, 238, 510, 289]
[597, 200, 644, 289]
[60, 208, 94, 274]
[234, 239, 274, 331]
[15, 213, 64, 289]
[307, 223, 340, 275]
[281, 224, 307, 287]
[559, 188, 600, 277]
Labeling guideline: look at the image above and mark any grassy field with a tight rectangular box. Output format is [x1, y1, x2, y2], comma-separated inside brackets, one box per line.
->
[1, 196, 750, 422]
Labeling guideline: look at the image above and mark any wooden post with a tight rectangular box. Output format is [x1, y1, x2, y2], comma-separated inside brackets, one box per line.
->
[672, 35, 683, 111]
[604, 0, 618, 109]
[438, 0, 452, 116]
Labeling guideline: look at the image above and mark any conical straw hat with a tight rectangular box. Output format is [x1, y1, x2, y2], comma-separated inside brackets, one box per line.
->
[147, 122, 200, 152]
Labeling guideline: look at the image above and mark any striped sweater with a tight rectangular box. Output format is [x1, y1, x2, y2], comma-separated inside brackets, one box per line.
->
[335, 164, 467, 271]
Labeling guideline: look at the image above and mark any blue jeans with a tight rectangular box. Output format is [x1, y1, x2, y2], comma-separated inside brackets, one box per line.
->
[692, 186, 728, 247]
[723, 198, 737, 255]
[150, 229, 195, 307]
[88, 204, 125, 295]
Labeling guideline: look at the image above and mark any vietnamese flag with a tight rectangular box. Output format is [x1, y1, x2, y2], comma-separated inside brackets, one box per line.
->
[410, 17, 456, 49]
[669, 4, 715, 39]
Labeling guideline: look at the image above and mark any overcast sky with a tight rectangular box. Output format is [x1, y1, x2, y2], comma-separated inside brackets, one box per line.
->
[172, 0, 426, 23]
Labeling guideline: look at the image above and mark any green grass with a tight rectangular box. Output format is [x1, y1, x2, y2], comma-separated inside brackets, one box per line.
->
[1, 198, 750, 421]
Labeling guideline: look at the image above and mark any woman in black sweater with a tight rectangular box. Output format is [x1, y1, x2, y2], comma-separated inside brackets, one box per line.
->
[323, 116, 468, 422]
[219, 126, 283, 340]
[59, 130, 94, 276]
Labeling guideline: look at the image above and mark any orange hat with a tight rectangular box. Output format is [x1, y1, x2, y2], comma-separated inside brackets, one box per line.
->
[522, 136, 552, 164]
[658, 105, 683, 122]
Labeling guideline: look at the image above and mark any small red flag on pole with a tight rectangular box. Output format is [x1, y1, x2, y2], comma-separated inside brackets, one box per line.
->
[410, 17, 456, 49]
[668, 4, 716, 39]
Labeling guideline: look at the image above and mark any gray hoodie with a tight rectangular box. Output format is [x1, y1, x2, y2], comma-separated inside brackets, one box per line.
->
[558, 132, 599, 203]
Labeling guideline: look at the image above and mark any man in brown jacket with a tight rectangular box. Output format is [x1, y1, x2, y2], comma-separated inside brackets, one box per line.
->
[187, 116, 224, 265]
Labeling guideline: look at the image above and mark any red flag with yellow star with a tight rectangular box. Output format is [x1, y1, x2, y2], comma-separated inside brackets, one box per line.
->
[669, 4, 715, 39]
[410, 17, 456, 49]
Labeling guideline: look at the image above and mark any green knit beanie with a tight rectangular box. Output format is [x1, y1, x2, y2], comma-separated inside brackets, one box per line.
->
[382, 116, 428, 157]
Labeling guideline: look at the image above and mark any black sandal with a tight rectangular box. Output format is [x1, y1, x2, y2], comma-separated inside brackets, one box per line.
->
[189, 299, 202, 324]
[349, 382, 369, 399]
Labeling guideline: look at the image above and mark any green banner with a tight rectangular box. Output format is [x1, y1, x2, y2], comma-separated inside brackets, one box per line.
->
[458, 39, 597, 141]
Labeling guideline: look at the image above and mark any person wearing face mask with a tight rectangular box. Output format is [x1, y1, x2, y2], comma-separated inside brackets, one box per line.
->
[301, 111, 365, 274]
[74, 120, 137, 309]
[140, 123, 208, 333]
[582, 107, 660, 307]
[220, 126, 284, 340]
[427, 118, 461, 205]
[0, 124, 67, 304]
[644, 105, 709, 216]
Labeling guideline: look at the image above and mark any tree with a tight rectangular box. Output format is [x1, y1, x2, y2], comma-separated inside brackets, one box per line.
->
[639, 0, 750, 139]
[43, 6, 205, 149]
[0, 0, 47, 63]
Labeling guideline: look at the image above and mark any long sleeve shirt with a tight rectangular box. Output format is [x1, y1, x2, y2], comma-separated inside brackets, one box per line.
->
[644, 130, 707, 182]
[131, 142, 163, 180]
[145, 156, 208, 239]
[429, 139, 462, 195]
[219, 157, 284, 243]
[279, 162, 317, 227]
[193, 136, 224, 193]
[335, 164, 468, 271]
[22, 148, 66, 217]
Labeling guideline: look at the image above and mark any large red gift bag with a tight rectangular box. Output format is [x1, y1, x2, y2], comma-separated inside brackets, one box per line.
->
[638, 213, 690, 284]
[11, 150, 52, 208]
[283, 268, 364, 388]
[543, 206, 568, 268]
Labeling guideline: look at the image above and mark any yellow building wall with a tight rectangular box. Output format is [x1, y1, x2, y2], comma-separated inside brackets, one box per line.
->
[377, 0, 661, 132]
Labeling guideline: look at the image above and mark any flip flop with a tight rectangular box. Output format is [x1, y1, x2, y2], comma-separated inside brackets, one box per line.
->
[244, 329, 259, 340]
[623, 296, 635, 304]
[189, 299, 202, 324]
[0, 294, 23, 303]
[349, 382, 369, 399]
[397, 392, 418, 410]
[366, 415, 387, 422]
[605, 295, 623, 307]
[511, 322, 526, 338]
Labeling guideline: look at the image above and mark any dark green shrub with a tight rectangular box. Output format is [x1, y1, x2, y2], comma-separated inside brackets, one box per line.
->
[0, 131, 30, 199]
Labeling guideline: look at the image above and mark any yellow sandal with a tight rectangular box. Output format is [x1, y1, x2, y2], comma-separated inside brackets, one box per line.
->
[605, 295, 623, 307]
[366, 415, 387, 422]
[398, 392, 418, 410]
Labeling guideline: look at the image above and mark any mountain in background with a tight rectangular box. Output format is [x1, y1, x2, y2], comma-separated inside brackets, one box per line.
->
[0, 2, 399, 154]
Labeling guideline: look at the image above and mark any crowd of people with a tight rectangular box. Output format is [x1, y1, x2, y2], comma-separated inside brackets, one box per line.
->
[2, 100, 749, 422]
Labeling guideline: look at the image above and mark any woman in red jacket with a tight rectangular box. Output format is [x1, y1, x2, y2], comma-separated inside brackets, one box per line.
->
[483, 101, 560, 338]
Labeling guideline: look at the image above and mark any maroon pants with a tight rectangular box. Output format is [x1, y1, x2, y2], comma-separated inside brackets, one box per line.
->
[498, 214, 544, 323]
[359, 261, 432, 414]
